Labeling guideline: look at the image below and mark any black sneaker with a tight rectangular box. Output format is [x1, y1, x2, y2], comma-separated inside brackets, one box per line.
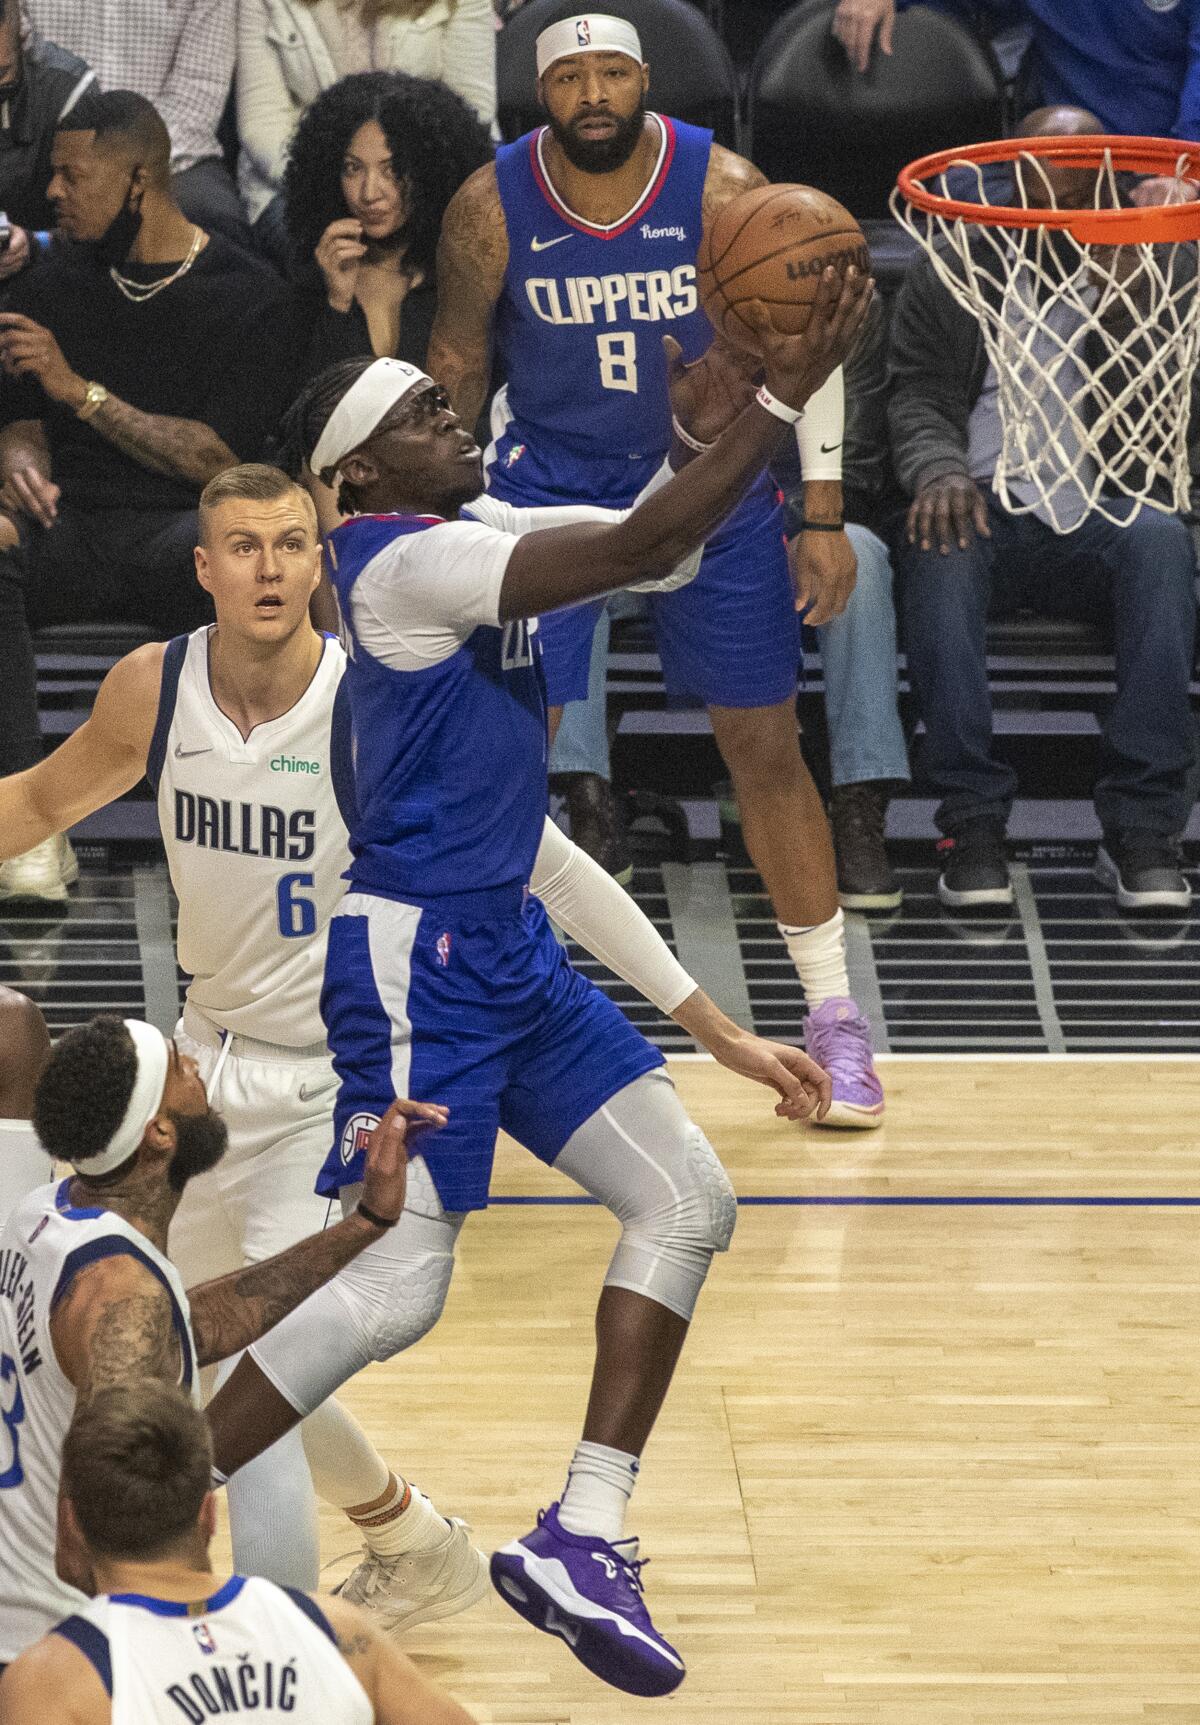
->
[1095, 830, 1191, 911]
[830, 782, 902, 911]
[555, 773, 632, 885]
[936, 819, 1012, 908]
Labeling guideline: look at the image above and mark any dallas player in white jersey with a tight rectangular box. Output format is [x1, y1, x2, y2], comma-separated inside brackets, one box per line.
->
[0, 1382, 474, 1724]
[0, 1014, 415, 1667]
[0, 468, 483, 1621]
[0, 990, 51, 1226]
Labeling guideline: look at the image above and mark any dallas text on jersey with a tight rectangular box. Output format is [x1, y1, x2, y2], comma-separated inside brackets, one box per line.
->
[173, 792, 317, 861]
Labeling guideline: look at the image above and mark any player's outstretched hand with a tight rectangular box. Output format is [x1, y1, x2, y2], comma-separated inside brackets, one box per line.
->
[711, 1029, 832, 1123]
[748, 266, 874, 418]
[662, 331, 760, 449]
[359, 1097, 449, 1225]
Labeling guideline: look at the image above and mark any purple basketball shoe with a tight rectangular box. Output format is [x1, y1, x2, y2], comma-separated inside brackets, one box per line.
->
[490, 1503, 685, 1697]
[804, 996, 885, 1128]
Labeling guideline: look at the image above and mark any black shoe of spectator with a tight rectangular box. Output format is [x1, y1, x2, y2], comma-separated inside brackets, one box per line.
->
[556, 773, 632, 886]
[936, 820, 1012, 908]
[1095, 830, 1192, 911]
[830, 782, 901, 911]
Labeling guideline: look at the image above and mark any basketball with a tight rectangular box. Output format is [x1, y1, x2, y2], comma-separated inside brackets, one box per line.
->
[697, 183, 870, 352]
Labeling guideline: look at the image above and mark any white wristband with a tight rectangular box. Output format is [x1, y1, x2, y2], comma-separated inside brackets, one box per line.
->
[755, 384, 803, 425]
[671, 415, 714, 454]
[795, 366, 845, 481]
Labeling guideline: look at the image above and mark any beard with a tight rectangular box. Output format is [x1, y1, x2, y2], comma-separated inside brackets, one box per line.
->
[167, 1108, 229, 1193]
[547, 100, 646, 174]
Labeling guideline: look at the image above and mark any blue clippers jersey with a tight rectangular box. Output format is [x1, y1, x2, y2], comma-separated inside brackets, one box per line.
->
[490, 115, 713, 508]
[325, 514, 548, 901]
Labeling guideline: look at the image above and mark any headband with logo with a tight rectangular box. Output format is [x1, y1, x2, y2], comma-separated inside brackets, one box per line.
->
[536, 14, 644, 76]
[311, 357, 431, 483]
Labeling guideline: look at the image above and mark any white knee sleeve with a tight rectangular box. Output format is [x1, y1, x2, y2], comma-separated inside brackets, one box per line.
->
[555, 1069, 737, 1323]
[249, 1166, 464, 1416]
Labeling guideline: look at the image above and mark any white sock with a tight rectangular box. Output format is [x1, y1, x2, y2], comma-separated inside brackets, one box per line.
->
[558, 1441, 639, 1544]
[346, 1479, 449, 1559]
[777, 908, 850, 1009]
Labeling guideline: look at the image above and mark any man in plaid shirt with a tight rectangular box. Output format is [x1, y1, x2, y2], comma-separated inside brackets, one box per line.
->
[24, 0, 250, 248]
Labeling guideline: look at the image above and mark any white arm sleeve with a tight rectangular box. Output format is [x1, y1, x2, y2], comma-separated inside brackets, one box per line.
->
[794, 366, 845, 483]
[530, 818, 698, 1017]
[349, 519, 518, 671]
[466, 460, 701, 597]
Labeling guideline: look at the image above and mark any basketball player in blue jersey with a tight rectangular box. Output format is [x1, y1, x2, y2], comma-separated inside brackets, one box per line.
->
[428, 11, 885, 1128]
[205, 273, 871, 1698]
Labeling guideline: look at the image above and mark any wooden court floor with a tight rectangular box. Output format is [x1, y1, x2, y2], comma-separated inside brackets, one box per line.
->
[214, 1059, 1200, 1724]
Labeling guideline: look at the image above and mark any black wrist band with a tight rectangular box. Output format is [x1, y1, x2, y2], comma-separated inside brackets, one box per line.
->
[356, 1201, 398, 1230]
[796, 519, 844, 533]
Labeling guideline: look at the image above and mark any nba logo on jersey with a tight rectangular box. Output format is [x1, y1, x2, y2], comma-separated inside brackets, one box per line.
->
[437, 932, 452, 968]
[192, 1622, 218, 1656]
[341, 1112, 380, 1165]
[576, 18, 590, 44]
[505, 444, 526, 469]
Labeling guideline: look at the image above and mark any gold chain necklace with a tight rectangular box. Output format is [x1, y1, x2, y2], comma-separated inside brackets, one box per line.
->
[109, 226, 203, 304]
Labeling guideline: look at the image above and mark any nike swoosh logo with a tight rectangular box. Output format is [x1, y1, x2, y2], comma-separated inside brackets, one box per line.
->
[299, 1081, 329, 1102]
[174, 744, 213, 758]
[820, 441, 843, 454]
[531, 234, 572, 252]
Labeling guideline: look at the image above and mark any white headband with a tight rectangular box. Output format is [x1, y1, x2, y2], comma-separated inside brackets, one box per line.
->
[311, 357, 431, 481]
[73, 1019, 170, 1178]
[536, 14, 643, 76]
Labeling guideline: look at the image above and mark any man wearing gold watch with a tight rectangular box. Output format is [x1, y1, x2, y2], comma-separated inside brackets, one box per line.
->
[0, 88, 292, 901]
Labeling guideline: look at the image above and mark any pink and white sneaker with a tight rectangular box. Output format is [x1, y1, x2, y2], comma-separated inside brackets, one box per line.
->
[803, 997, 885, 1129]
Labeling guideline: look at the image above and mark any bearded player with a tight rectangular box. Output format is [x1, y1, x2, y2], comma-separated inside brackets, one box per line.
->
[206, 268, 870, 1699]
[427, 11, 885, 1127]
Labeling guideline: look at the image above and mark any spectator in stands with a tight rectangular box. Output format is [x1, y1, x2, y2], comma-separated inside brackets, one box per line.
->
[237, 0, 496, 261]
[889, 105, 1198, 915]
[0, 91, 291, 903]
[0, 1, 93, 293]
[23, 0, 251, 248]
[775, 292, 910, 912]
[833, 1, 1200, 154]
[282, 70, 492, 381]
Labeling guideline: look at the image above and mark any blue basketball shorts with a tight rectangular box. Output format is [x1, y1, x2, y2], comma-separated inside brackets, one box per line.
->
[537, 496, 800, 710]
[316, 883, 664, 1212]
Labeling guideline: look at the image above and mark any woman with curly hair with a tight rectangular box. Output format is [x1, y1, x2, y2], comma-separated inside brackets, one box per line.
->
[283, 70, 493, 381]
[237, 0, 496, 233]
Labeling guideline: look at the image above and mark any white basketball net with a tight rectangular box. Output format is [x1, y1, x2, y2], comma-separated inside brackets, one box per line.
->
[891, 148, 1200, 533]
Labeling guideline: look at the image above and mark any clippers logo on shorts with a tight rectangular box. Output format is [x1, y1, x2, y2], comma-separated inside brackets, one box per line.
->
[436, 932, 452, 968]
[576, 19, 591, 44]
[192, 1622, 217, 1656]
[341, 1112, 379, 1166]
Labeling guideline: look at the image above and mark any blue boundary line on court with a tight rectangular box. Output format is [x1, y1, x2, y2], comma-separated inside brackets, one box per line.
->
[489, 1195, 1200, 1207]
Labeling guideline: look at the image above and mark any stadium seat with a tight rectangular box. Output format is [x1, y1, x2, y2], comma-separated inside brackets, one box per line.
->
[746, 0, 1005, 286]
[496, 0, 741, 150]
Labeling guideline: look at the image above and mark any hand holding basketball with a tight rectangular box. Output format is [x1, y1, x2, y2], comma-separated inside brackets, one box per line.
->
[662, 332, 759, 448]
[750, 265, 874, 415]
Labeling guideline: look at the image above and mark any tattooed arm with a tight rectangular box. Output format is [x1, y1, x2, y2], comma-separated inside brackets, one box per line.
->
[50, 1254, 181, 1395]
[320, 1595, 476, 1725]
[426, 163, 509, 428]
[0, 312, 238, 485]
[187, 1209, 385, 1367]
[188, 1096, 432, 1367]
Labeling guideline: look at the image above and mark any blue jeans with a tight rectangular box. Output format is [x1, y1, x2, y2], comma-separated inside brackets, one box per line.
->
[549, 601, 612, 779]
[899, 499, 1199, 836]
[817, 524, 910, 789]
